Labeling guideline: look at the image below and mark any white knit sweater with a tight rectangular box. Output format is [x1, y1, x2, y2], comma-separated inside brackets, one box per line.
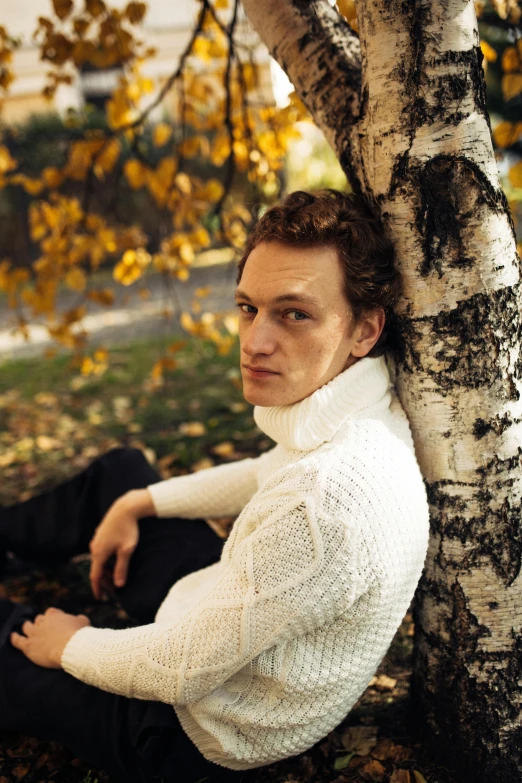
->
[62, 355, 430, 770]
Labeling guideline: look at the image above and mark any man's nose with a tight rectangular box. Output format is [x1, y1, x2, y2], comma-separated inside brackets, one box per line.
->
[241, 314, 276, 356]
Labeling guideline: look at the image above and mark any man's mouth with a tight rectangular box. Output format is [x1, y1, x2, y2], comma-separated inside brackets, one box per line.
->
[242, 365, 280, 378]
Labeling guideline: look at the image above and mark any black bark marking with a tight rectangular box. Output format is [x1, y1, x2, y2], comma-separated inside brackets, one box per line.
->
[413, 154, 510, 278]
[400, 287, 521, 392]
[413, 575, 522, 781]
[473, 413, 519, 440]
[425, 455, 522, 586]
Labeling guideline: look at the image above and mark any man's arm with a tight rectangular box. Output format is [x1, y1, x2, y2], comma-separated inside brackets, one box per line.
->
[146, 456, 261, 519]
[59, 487, 372, 706]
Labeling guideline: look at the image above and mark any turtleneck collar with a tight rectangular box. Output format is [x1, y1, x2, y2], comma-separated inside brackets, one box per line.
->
[253, 355, 392, 452]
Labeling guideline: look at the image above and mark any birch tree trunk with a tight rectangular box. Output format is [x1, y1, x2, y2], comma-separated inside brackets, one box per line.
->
[242, 0, 522, 779]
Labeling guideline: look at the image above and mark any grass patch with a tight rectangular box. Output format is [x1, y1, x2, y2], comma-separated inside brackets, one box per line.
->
[0, 336, 271, 506]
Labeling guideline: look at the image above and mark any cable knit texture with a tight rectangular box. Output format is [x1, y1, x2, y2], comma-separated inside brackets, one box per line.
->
[61, 355, 430, 770]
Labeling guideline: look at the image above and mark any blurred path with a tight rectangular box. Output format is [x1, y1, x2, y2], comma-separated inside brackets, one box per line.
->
[0, 262, 238, 360]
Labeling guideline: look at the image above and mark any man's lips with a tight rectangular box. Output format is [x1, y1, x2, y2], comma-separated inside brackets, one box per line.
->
[242, 364, 280, 377]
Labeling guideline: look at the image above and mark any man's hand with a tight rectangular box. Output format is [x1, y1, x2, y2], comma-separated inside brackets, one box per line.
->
[89, 488, 155, 600]
[10, 607, 91, 668]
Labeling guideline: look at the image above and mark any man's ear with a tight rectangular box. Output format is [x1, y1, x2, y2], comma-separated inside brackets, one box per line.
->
[350, 308, 386, 358]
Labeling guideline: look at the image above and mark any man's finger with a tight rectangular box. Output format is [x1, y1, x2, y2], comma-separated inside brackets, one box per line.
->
[113, 549, 132, 588]
[10, 631, 28, 651]
[21, 620, 33, 636]
[90, 557, 105, 600]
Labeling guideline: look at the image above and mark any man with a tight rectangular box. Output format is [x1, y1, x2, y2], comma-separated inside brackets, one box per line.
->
[0, 190, 430, 783]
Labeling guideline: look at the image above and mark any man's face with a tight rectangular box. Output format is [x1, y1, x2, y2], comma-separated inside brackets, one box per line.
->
[236, 240, 362, 407]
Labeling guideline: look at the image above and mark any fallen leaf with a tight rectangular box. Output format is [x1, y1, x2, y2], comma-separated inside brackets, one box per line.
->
[212, 441, 235, 457]
[334, 752, 355, 770]
[412, 772, 428, 783]
[12, 764, 30, 780]
[36, 435, 60, 451]
[179, 421, 206, 437]
[370, 674, 397, 691]
[192, 457, 214, 471]
[359, 758, 386, 780]
[341, 725, 378, 756]
[390, 770, 411, 783]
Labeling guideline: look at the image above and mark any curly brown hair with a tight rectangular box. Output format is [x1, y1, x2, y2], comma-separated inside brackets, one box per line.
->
[237, 190, 402, 358]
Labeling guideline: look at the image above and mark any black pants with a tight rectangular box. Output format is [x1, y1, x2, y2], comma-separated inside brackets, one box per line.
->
[0, 447, 243, 783]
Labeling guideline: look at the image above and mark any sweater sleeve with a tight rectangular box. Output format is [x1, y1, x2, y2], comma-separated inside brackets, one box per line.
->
[61, 486, 373, 706]
[147, 457, 260, 518]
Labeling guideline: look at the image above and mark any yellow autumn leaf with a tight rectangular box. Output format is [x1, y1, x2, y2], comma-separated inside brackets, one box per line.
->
[125, 1, 147, 23]
[124, 159, 148, 189]
[11, 174, 43, 195]
[493, 120, 518, 147]
[480, 40, 497, 62]
[36, 435, 60, 451]
[167, 340, 186, 353]
[65, 267, 87, 292]
[190, 227, 211, 248]
[52, 0, 74, 20]
[85, 0, 106, 17]
[179, 421, 206, 437]
[201, 178, 224, 201]
[179, 136, 200, 158]
[153, 123, 173, 147]
[175, 171, 192, 194]
[94, 138, 121, 178]
[0, 146, 17, 174]
[212, 441, 235, 456]
[412, 772, 428, 783]
[509, 160, 522, 188]
[502, 46, 520, 72]
[41, 166, 63, 188]
[502, 73, 522, 102]
[193, 37, 212, 63]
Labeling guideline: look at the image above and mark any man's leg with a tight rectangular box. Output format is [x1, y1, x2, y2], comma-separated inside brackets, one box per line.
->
[0, 447, 161, 566]
[0, 599, 147, 783]
[0, 448, 231, 779]
[0, 445, 225, 622]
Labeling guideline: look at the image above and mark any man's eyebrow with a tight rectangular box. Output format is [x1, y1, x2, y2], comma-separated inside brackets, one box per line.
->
[235, 289, 320, 306]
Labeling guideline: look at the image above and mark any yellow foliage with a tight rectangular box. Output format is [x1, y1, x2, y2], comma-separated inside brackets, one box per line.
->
[502, 46, 520, 73]
[66, 139, 105, 180]
[65, 267, 88, 292]
[336, 0, 358, 30]
[153, 123, 173, 147]
[502, 73, 522, 102]
[480, 40, 497, 63]
[52, 0, 74, 20]
[94, 138, 121, 178]
[124, 159, 149, 189]
[85, 0, 107, 18]
[10, 174, 44, 195]
[509, 161, 522, 188]
[41, 167, 64, 189]
[493, 121, 522, 148]
[87, 288, 115, 306]
[179, 137, 201, 158]
[125, 1, 147, 23]
[113, 247, 151, 285]
[0, 146, 17, 174]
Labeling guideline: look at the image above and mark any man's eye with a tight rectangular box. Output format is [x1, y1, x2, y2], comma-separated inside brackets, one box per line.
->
[285, 310, 309, 321]
[237, 303, 256, 314]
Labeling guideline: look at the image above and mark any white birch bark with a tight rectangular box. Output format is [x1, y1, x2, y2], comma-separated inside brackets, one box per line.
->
[243, 0, 522, 778]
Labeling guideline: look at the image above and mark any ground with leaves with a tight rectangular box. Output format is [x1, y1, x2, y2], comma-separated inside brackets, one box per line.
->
[0, 339, 458, 783]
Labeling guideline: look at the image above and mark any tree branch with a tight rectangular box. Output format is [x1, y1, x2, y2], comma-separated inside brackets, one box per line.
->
[241, 0, 364, 192]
